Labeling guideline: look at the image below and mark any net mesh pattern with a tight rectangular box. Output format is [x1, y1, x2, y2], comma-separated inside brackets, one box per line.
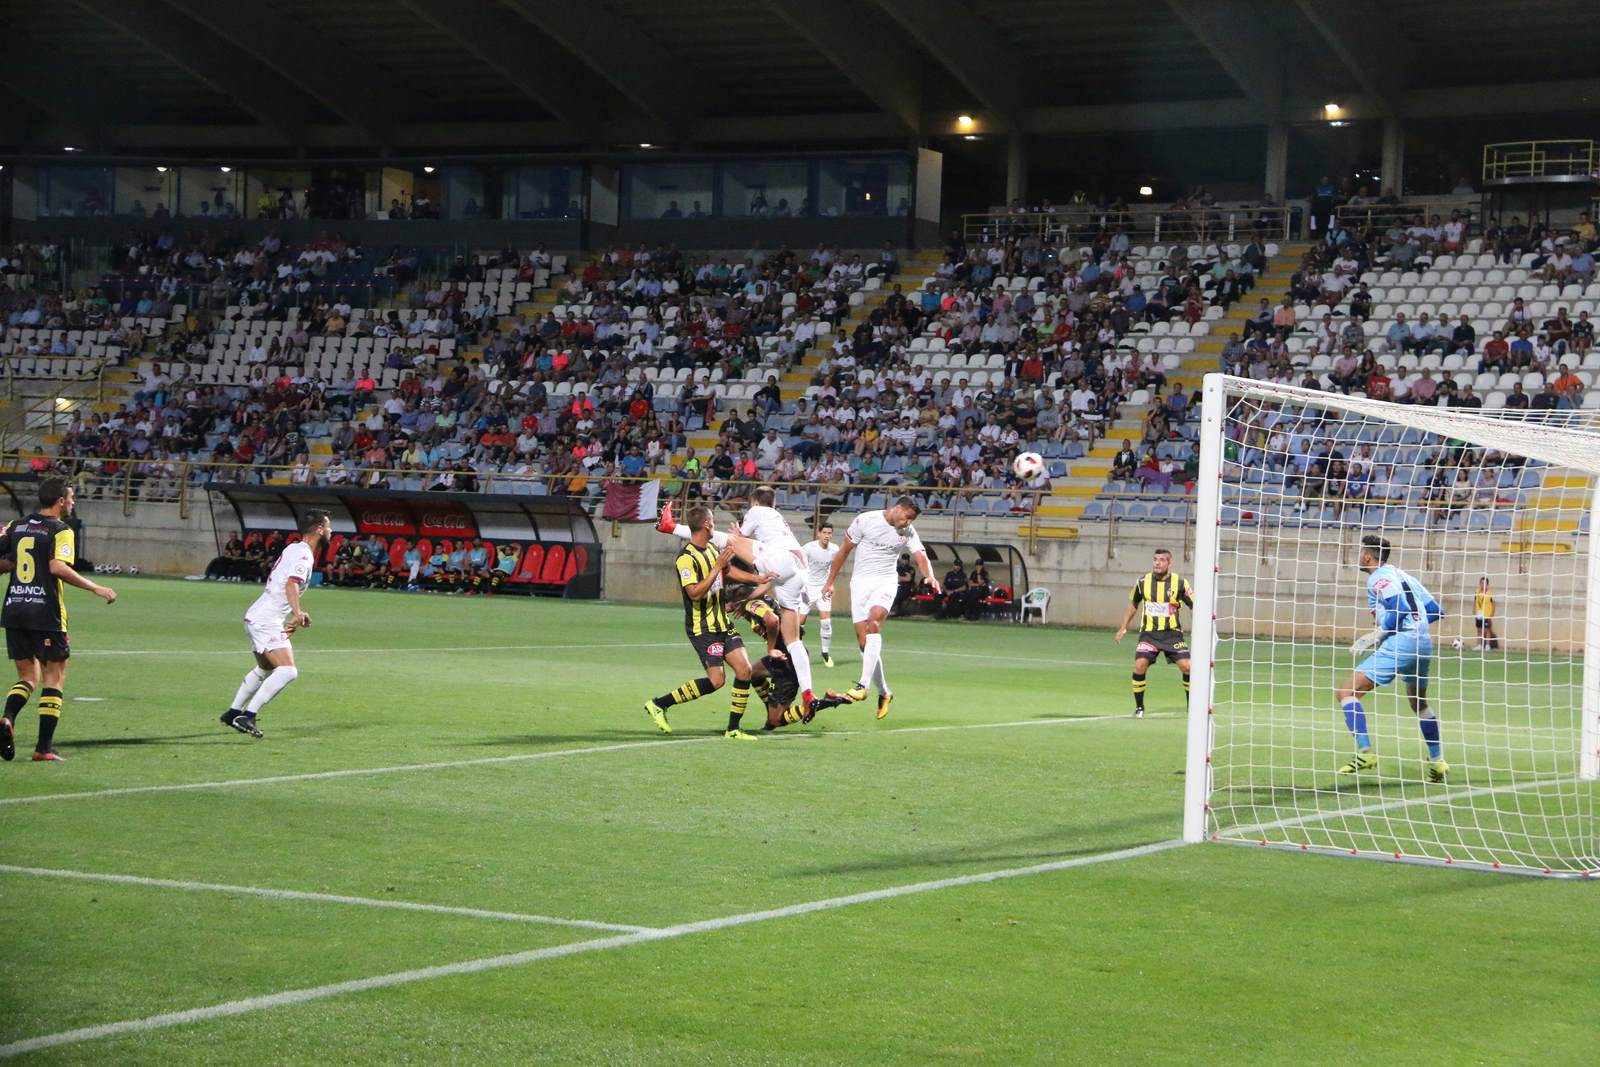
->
[1199, 377, 1600, 876]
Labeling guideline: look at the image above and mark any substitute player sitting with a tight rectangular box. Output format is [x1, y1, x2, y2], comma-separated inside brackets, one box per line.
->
[222, 510, 331, 740]
[1337, 534, 1448, 782]
[0, 477, 118, 763]
[1114, 548, 1193, 719]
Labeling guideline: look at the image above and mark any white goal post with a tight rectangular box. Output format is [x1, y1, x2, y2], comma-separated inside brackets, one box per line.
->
[1184, 373, 1600, 878]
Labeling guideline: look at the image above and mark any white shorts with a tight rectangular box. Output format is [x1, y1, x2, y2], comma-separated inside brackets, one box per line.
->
[806, 585, 833, 615]
[244, 615, 291, 655]
[851, 578, 898, 623]
[755, 543, 809, 612]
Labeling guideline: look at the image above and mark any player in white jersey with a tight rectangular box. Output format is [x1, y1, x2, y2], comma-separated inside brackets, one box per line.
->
[223, 510, 331, 739]
[801, 522, 841, 668]
[820, 496, 939, 719]
[658, 489, 821, 716]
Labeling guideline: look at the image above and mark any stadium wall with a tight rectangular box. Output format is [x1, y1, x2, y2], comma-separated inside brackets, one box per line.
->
[67, 503, 1587, 648]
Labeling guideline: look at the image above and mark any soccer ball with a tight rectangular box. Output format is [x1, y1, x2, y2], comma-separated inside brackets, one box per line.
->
[1451, 637, 1464, 650]
[1012, 451, 1045, 480]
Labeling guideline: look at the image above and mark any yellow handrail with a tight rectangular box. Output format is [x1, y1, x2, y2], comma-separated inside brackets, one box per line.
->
[1332, 197, 1479, 232]
[1482, 140, 1599, 183]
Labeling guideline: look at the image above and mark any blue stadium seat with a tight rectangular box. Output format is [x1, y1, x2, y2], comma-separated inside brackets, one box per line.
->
[1081, 500, 1108, 520]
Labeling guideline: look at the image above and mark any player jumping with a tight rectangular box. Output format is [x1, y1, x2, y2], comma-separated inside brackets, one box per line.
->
[644, 505, 772, 740]
[658, 489, 819, 717]
[820, 497, 939, 719]
[1338, 534, 1448, 782]
[802, 522, 841, 668]
[0, 478, 118, 763]
[223, 510, 331, 739]
[1114, 548, 1193, 719]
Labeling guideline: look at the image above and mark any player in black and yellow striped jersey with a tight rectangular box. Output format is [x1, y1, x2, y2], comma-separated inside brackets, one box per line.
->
[1114, 548, 1194, 719]
[1474, 577, 1499, 650]
[0, 477, 117, 763]
[644, 505, 770, 740]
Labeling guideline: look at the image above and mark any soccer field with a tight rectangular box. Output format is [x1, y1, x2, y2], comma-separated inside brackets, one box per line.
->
[1, 578, 1594, 1064]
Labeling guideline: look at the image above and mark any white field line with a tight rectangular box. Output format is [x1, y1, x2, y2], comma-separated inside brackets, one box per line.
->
[0, 838, 1185, 1059]
[0, 864, 650, 933]
[1, 711, 1179, 808]
[1223, 774, 1577, 839]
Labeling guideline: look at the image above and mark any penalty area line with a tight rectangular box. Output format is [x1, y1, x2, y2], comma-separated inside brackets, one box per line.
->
[0, 839, 1185, 1059]
[0, 864, 652, 934]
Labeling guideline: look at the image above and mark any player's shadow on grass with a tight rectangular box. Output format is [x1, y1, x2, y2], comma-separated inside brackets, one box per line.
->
[1226, 778, 1433, 806]
[67, 732, 228, 748]
[789, 814, 1174, 878]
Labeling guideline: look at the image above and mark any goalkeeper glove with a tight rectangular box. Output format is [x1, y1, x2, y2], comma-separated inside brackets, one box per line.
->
[1350, 629, 1384, 658]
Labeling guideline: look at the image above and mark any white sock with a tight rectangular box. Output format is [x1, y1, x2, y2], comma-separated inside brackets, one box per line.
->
[671, 525, 729, 548]
[246, 666, 298, 715]
[787, 635, 813, 695]
[858, 633, 882, 690]
[875, 652, 890, 695]
[820, 617, 832, 654]
[231, 668, 267, 711]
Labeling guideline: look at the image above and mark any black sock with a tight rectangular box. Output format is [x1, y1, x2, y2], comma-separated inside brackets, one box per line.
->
[4, 680, 34, 721]
[1132, 672, 1147, 711]
[728, 679, 750, 731]
[654, 677, 713, 708]
[36, 687, 62, 752]
[1182, 672, 1191, 696]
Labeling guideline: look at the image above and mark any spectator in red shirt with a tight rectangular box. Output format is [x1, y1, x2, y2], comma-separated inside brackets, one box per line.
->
[1366, 369, 1392, 400]
[1481, 330, 1510, 373]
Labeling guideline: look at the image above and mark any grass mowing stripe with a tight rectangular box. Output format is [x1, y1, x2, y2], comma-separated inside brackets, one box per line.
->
[75, 642, 686, 657]
[0, 864, 652, 932]
[1223, 774, 1575, 839]
[1, 712, 1181, 807]
[0, 839, 1185, 1059]
[0, 737, 713, 807]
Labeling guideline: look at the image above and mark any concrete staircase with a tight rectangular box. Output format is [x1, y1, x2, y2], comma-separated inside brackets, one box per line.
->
[671, 250, 948, 466]
[1030, 243, 1315, 538]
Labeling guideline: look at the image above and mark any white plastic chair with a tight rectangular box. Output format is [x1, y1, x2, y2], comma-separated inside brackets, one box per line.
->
[1017, 588, 1051, 624]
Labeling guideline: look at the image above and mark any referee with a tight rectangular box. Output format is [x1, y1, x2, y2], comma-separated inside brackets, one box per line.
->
[1114, 548, 1194, 719]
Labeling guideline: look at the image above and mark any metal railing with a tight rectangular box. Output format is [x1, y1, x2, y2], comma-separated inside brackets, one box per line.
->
[1332, 197, 1479, 235]
[0, 453, 1062, 551]
[1482, 140, 1599, 183]
[961, 205, 1293, 248]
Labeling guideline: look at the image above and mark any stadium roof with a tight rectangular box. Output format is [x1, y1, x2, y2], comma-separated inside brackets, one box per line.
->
[4, 0, 1599, 157]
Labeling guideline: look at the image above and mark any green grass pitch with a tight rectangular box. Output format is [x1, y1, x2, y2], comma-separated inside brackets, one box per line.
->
[0, 577, 1595, 1064]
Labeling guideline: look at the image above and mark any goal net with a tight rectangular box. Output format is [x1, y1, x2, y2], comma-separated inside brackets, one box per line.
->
[1184, 374, 1600, 877]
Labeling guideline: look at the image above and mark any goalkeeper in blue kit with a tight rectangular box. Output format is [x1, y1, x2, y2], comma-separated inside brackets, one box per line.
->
[1335, 535, 1448, 782]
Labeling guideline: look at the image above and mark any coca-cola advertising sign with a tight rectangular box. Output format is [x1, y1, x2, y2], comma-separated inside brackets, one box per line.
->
[353, 504, 414, 536]
[418, 504, 476, 538]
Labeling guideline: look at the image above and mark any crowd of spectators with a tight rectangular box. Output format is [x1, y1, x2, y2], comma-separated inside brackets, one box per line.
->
[1211, 209, 1600, 415]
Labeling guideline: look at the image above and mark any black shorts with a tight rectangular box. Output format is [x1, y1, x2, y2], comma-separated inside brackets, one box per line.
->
[6, 628, 70, 663]
[689, 630, 745, 669]
[1474, 617, 1489, 630]
[1133, 630, 1188, 664]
